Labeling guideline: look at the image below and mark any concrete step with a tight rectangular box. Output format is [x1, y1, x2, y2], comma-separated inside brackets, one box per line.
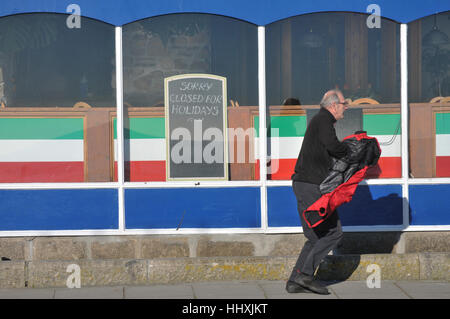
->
[1, 252, 448, 288]
[1, 232, 450, 262]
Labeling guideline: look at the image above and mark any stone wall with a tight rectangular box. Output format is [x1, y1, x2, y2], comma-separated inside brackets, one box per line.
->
[1, 232, 449, 262]
[1, 232, 449, 288]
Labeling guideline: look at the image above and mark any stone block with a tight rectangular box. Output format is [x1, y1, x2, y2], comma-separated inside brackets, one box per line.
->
[80, 260, 148, 287]
[405, 232, 450, 253]
[356, 253, 420, 281]
[0, 261, 25, 288]
[418, 252, 450, 281]
[148, 257, 290, 284]
[91, 239, 136, 259]
[27, 259, 148, 288]
[33, 238, 87, 261]
[317, 253, 420, 281]
[140, 237, 189, 258]
[337, 232, 402, 254]
[316, 255, 362, 281]
[196, 238, 254, 257]
[0, 238, 26, 260]
[268, 234, 306, 256]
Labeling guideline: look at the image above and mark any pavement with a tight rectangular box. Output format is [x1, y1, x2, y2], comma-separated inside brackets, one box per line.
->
[0, 280, 449, 299]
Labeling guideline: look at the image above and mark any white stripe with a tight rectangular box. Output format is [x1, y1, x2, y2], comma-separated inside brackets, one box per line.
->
[270, 136, 302, 159]
[436, 134, 450, 156]
[255, 137, 302, 159]
[0, 140, 83, 162]
[116, 134, 401, 162]
[374, 135, 401, 157]
[114, 139, 166, 161]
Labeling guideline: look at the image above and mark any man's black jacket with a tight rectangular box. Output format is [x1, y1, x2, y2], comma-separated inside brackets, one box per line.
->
[292, 107, 348, 185]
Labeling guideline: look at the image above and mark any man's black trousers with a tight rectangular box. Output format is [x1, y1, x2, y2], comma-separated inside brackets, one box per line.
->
[290, 181, 344, 279]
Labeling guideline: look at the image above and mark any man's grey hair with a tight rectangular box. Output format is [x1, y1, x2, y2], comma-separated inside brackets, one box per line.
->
[320, 89, 342, 108]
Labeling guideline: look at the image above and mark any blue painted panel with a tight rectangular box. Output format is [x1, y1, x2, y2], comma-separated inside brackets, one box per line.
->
[0, 0, 448, 25]
[409, 185, 450, 225]
[267, 185, 403, 227]
[339, 185, 403, 226]
[0, 189, 118, 231]
[267, 186, 300, 227]
[125, 187, 261, 229]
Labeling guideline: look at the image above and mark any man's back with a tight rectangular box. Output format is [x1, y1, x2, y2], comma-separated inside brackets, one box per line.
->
[292, 107, 348, 185]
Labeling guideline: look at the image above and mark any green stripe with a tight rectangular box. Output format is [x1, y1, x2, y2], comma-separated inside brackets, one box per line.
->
[363, 114, 401, 135]
[436, 113, 450, 134]
[0, 118, 83, 139]
[114, 117, 165, 139]
[254, 115, 307, 137]
[255, 114, 400, 137]
[113, 113, 402, 139]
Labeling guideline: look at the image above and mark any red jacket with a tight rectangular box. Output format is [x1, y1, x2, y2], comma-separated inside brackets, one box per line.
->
[303, 131, 381, 228]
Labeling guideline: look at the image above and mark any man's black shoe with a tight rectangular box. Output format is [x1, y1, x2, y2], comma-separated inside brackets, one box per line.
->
[285, 280, 309, 293]
[292, 272, 330, 295]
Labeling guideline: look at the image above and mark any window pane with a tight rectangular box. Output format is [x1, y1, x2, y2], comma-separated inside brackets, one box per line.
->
[122, 14, 259, 181]
[0, 14, 116, 182]
[266, 13, 401, 180]
[408, 12, 450, 178]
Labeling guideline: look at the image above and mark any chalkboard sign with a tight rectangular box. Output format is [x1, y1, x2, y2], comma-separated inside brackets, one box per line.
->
[164, 74, 228, 181]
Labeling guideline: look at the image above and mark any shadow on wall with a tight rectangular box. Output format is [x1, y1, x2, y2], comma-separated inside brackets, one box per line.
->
[314, 182, 407, 282]
[339, 183, 404, 238]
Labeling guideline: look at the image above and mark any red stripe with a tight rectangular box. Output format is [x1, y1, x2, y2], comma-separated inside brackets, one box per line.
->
[268, 159, 297, 180]
[256, 157, 402, 180]
[0, 162, 84, 182]
[114, 161, 166, 182]
[436, 156, 450, 177]
[115, 157, 402, 182]
[365, 157, 401, 178]
[255, 161, 260, 180]
[254, 159, 297, 180]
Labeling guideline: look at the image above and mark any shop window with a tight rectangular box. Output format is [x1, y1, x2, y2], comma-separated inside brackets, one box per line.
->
[0, 14, 116, 182]
[265, 13, 401, 180]
[408, 12, 450, 178]
[122, 14, 258, 181]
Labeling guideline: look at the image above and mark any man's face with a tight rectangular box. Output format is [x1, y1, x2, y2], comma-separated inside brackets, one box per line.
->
[333, 93, 349, 120]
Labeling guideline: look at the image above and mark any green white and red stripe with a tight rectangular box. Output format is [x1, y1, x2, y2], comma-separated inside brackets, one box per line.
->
[0, 118, 84, 182]
[361, 114, 401, 178]
[436, 113, 450, 177]
[113, 118, 166, 181]
[114, 113, 403, 182]
[254, 113, 402, 180]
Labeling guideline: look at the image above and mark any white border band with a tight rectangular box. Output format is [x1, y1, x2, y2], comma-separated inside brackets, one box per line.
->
[400, 24, 410, 230]
[115, 26, 126, 232]
[258, 26, 268, 231]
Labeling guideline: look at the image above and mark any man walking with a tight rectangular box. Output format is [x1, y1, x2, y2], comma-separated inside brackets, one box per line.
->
[287, 89, 349, 295]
